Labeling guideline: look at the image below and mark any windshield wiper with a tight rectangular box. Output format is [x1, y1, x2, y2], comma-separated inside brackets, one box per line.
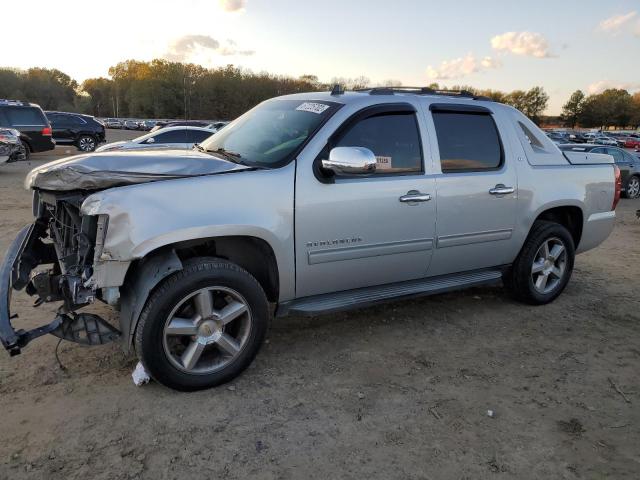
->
[193, 143, 205, 152]
[207, 147, 242, 159]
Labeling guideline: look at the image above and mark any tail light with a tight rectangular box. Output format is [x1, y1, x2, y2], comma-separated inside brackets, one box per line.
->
[612, 165, 622, 210]
[41, 126, 52, 136]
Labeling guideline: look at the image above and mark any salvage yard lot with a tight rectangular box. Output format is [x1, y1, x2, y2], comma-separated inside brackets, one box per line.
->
[0, 135, 639, 479]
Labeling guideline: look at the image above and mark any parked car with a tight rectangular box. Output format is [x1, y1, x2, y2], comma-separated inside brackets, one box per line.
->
[0, 99, 54, 158]
[560, 144, 640, 198]
[123, 120, 140, 130]
[46, 111, 106, 152]
[546, 132, 567, 144]
[104, 118, 123, 129]
[597, 137, 619, 146]
[1, 87, 619, 391]
[622, 136, 640, 149]
[95, 126, 215, 152]
[138, 120, 157, 131]
[150, 120, 212, 132]
[0, 128, 26, 164]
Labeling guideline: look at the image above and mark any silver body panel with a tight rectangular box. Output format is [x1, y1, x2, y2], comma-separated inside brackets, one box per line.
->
[34, 91, 614, 305]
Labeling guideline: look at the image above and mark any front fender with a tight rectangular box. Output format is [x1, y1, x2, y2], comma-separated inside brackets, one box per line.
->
[119, 248, 183, 353]
[81, 164, 296, 301]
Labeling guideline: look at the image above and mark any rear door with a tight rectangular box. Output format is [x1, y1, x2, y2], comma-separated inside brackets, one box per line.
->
[424, 103, 518, 276]
[48, 113, 73, 144]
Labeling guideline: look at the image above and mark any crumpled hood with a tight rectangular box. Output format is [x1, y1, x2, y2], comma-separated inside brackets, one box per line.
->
[26, 149, 251, 191]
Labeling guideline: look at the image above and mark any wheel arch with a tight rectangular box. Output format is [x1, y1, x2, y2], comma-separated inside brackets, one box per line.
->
[119, 236, 280, 352]
[532, 205, 584, 248]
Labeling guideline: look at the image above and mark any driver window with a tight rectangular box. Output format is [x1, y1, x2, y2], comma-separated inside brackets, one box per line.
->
[335, 112, 423, 174]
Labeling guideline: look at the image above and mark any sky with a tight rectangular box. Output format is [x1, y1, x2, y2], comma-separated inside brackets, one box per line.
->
[1, 0, 639, 115]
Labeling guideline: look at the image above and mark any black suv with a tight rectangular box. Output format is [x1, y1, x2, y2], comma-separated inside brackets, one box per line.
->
[0, 99, 55, 158]
[46, 111, 106, 152]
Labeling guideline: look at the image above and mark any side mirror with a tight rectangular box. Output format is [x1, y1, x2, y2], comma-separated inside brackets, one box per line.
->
[145, 137, 155, 144]
[321, 147, 377, 175]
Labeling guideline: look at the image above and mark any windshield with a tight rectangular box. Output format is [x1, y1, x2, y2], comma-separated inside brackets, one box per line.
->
[199, 99, 340, 167]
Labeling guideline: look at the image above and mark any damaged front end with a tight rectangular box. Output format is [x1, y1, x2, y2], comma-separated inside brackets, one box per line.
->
[0, 190, 120, 356]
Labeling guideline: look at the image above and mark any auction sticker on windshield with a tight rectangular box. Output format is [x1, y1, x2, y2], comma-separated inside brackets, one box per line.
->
[296, 102, 330, 114]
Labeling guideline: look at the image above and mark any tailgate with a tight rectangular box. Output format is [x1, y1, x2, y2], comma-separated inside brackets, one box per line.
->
[563, 151, 614, 165]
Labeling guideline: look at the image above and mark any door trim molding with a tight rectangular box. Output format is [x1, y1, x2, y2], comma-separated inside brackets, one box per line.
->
[308, 238, 433, 265]
[436, 228, 513, 249]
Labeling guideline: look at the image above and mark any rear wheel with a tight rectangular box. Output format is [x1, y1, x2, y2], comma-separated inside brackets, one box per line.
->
[504, 221, 575, 305]
[625, 176, 640, 199]
[135, 258, 269, 391]
[77, 135, 97, 152]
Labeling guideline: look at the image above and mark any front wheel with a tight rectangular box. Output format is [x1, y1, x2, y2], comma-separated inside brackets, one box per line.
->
[625, 176, 640, 199]
[504, 221, 575, 305]
[135, 258, 269, 391]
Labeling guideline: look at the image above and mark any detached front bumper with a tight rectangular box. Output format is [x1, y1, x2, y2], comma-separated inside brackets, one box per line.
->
[0, 223, 121, 356]
[0, 224, 62, 355]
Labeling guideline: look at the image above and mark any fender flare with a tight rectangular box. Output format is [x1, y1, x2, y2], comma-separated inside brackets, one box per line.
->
[119, 248, 183, 352]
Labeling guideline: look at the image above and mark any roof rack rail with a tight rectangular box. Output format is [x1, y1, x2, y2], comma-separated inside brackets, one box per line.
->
[0, 99, 29, 106]
[353, 87, 492, 101]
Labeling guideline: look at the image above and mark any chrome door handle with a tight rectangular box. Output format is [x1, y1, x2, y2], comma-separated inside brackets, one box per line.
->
[489, 184, 515, 195]
[399, 190, 431, 203]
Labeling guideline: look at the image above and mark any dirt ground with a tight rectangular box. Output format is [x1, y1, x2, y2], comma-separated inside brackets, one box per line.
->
[0, 135, 639, 479]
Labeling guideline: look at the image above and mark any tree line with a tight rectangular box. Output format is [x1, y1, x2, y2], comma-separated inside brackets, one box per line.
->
[561, 89, 640, 129]
[2, 60, 637, 128]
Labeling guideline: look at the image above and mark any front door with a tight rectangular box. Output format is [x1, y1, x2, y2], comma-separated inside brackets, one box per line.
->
[424, 103, 518, 276]
[295, 104, 437, 298]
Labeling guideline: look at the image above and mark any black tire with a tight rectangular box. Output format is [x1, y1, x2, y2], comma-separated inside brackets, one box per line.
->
[504, 220, 575, 305]
[624, 175, 640, 199]
[77, 135, 97, 152]
[21, 142, 30, 160]
[135, 258, 269, 391]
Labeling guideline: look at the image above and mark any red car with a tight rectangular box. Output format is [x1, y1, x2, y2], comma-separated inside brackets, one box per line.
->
[623, 136, 640, 149]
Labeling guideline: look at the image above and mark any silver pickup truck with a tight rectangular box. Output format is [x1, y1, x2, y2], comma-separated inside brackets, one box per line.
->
[0, 87, 620, 390]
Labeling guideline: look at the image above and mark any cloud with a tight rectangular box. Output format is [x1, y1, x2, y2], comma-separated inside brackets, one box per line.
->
[165, 35, 254, 62]
[219, 0, 246, 12]
[597, 11, 637, 33]
[491, 31, 552, 58]
[480, 56, 502, 69]
[426, 53, 501, 80]
[587, 80, 640, 95]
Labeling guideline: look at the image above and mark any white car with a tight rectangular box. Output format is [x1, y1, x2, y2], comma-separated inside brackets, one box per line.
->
[95, 126, 215, 153]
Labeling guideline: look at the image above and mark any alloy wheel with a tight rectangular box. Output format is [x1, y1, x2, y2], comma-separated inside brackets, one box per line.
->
[79, 137, 96, 151]
[531, 237, 567, 295]
[162, 286, 252, 374]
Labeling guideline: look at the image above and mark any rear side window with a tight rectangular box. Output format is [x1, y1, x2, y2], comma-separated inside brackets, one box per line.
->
[3, 107, 47, 126]
[186, 130, 213, 143]
[432, 112, 502, 172]
[149, 130, 188, 143]
[336, 112, 423, 174]
[605, 148, 624, 163]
